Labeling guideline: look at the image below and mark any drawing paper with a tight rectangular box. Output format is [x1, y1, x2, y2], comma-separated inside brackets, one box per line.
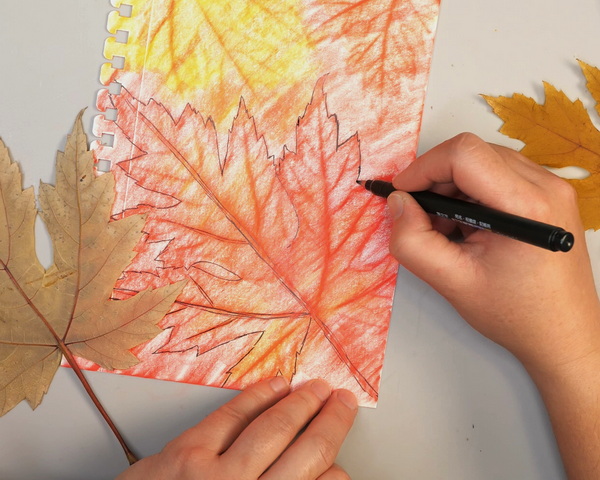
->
[89, 0, 440, 407]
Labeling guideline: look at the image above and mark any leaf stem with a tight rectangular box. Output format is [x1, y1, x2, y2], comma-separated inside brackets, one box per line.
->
[60, 347, 139, 465]
[1, 259, 138, 464]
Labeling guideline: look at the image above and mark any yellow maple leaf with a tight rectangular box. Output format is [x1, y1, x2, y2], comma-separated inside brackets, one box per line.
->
[483, 60, 600, 230]
[580, 60, 600, 117]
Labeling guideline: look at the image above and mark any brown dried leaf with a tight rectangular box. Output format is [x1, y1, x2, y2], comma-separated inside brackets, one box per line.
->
[0, 112, 183, 416]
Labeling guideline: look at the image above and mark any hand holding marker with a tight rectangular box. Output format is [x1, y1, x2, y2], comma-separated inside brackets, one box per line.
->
[359, 179, 574, 252]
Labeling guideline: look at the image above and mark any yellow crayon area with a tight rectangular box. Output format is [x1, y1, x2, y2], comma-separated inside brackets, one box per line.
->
[103, 0, 320, 142]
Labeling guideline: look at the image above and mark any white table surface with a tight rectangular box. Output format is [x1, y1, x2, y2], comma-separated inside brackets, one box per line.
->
[1, 1, 599, 478]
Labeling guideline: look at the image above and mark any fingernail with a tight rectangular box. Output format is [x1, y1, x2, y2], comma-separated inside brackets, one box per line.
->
[337, 390, 358, 410]
[269, 376, 289, 394]
[310, 379, 332, 402]
[387, 192, 405, 219]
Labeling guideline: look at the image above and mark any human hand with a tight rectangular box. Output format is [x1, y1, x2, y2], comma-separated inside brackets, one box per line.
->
[116, 377, 357, 480]
[387, 133, 600, 373]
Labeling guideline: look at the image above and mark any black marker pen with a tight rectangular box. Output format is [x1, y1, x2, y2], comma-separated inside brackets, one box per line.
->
[359, 179, 574, 253]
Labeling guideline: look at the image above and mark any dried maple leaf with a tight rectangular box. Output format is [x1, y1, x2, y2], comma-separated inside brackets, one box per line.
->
[91, 78, 397, 406]
[483, 60, 600, 230]
[0, 113, 183, 462]
[580, 60, 600, 117]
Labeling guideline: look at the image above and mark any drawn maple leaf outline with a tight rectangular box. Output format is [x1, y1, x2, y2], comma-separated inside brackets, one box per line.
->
[102, 0, 439, 180]
[92, 78, 398, 406]
[0, 113, 184, 462]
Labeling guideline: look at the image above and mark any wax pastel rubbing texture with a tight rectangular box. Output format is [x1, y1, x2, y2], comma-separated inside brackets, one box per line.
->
[92, 0, 440, 406]
[100, 0, 440, 179]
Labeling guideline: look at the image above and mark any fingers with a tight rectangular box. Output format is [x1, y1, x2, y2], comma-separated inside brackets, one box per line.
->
[388, 133, 581, 262]
[144, 378, 354, 480]
[221, 379, 334, 476]
[261, 390, 357, 479]
[392, 133, 540, 213]
[387, 191, 478, 287]
[387, 132, 589, 341]
[316, 464, 352, 480]
[170, 376, 290, 455]
[488, 143, 571, 190]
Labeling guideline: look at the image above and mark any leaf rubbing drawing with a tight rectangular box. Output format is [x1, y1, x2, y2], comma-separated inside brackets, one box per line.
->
[483, 60, 600, 230]
[92, 80, 398, 406]
[0, 113, 183, 462]
[102, 0, 440, 179]
[93, 0, 439, 406]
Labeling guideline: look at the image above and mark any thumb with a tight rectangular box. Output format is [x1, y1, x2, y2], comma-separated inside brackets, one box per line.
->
[387, 191, 465, 289]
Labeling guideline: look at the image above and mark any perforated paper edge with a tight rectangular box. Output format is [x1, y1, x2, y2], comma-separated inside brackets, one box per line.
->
[92, 1, 136, 174]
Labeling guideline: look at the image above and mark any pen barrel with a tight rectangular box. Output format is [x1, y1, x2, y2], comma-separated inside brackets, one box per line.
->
[411, 191, 574, 252]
